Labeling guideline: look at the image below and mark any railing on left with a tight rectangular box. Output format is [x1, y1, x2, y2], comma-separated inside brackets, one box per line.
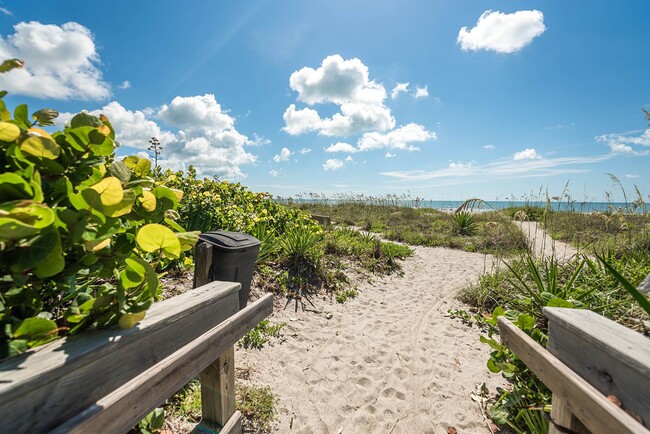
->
[0, 280, 273, 434]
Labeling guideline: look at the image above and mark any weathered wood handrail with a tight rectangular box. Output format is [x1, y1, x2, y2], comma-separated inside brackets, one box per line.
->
[0, 281, 273, 433]
[498, 307, 650, 434]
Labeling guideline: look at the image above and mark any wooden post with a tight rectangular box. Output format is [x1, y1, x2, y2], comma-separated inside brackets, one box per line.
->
[200, 347, 238, 431]
[549, 396, 589, 434]
[194, 240, 240, 432]
[194, 242, 213, 289]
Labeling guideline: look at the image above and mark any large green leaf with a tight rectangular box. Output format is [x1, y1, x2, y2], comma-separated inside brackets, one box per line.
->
[0, 201, 55, 240]
[10, 228, 62, 273]
[0, 58, 24, 73]
[0, 173, 33, 201]
[20, 135, 61, 159]
[0, 121, 20, 142]
[14, 104, 30, 129]
[70, 112, 102, 128]
[31, 108, 59, 127]
[108, 161, 132, 184]
[13, 317, 57, 339]
[34, 231, 65, 278]
[136, 223, 181, 259]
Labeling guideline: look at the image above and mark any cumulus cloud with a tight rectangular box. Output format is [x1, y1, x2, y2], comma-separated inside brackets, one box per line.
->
[249, 133, 271, 147]
[458, 10, 546, 54]
[513, 148, 541, 160]
[385, 152, 396, 158]
[323, 158, 344, 171]
[326, 142, 357, 153]
[273, 147, 293, 162]
[483, 144, 496, 150]
[345, 155, 354, 162]
[0, 21, 110, 99]
[283, 55, 395, 137]
[391, 82, 409, 99]
[118, 80, 131, 89]
[299, 147, 311, 154]
[357, 123, 436, 151]
[414, 85, 428, 98]
[158, 94, 234, 131]
[61, 94, 257, 178]
[596, 129, 650, 155]
[269, 169, 279, 177]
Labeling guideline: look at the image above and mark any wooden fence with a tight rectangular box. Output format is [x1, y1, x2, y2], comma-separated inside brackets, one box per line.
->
[0, 280, 273, 433]
[498, 307, 650, 434]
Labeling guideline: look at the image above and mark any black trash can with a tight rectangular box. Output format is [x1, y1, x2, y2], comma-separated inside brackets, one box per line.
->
[199, 230, 261, 309]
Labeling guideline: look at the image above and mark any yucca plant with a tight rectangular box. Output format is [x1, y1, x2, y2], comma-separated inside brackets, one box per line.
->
[452, 210, 478, 236]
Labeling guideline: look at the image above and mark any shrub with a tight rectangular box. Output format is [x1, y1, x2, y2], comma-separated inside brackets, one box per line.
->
[451, 210, 477, 236]
[0, 94, 196, 359]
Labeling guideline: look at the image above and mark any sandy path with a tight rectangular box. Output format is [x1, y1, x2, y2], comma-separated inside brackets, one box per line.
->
[516, 221, 578, 260]
[239, 246, 504, 433]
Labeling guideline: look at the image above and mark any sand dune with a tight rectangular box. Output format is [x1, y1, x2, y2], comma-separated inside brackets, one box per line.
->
[239, 246, 505, 433]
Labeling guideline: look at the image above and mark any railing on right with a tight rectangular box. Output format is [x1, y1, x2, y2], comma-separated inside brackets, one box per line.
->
[498, 307, 650, 434]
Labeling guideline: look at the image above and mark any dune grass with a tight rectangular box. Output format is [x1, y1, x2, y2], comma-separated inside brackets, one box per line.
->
[287, 201, 527, 256]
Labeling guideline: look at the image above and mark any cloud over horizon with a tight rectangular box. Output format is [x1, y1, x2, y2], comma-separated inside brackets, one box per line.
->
[458, 10, 546, 54]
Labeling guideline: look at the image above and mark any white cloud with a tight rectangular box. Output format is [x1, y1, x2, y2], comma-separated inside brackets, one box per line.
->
[449, 161, 474, 169]
[0, 21, 110, 100]
[249, 133, 271, 146]
[345, 155, 354, 162]
[381, 154, 612, 181]
[414, 85, 428, 98]
[299, 147, 311, 154]
[283, 55, 395, 136]
[458, 10, 546, 54]
[323, 158, 344, 171]
[325, 142, 357, 153]
[158, 94, 234, 131]
[273, 147, 293, 162]
[357, 123, 436, 151]
[385, 152, 396, 158]
[269, 169, 279, 177]
[391, 82, 409, 99]
[483, 144, 496, 150]
[0, 7, 13, 16]
[61, 94, 258, 179]
[625, 174, 640, 179]
[513, 148, 541, 160]
[596, 129, 650, 155]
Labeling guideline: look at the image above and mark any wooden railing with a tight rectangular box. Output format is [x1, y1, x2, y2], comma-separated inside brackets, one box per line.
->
[0, 281, 273, 433]
[498, 307, 650, 434]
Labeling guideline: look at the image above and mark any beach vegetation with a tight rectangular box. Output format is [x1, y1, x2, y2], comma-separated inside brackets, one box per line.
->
[239, 319, 286, 350]
[0, 91, 196, 359]
[451, 210, 478, 235]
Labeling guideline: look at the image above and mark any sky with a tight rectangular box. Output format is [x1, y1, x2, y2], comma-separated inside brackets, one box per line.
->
[1, 0, 649, 201]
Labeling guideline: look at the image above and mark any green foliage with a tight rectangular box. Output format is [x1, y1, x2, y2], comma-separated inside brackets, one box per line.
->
[159, 167, 318, 237]
[239, 319, 286, 349]
[335, 288, 358, 303]
[597, 254, 650, 316]
[138, 407, 165, 434]
[451, 210, 477, 235]
[289, 200, 526, 256]
[237, 385, 277, 432]
[0, 93, 197, 359]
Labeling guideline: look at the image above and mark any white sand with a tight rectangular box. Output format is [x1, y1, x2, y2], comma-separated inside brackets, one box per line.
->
[239, 246, 505, 433]
[517, 221, 579, 260]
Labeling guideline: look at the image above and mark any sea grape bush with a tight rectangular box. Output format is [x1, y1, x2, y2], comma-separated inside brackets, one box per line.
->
[0, 92, 197, 359]
[159, 167, 320, 237]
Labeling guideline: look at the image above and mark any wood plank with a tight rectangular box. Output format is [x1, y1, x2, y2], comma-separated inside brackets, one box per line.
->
[0, 281, 240, 434]
[192, 411, 242, 434]
[52, 294, 273, 434]
[549, 396, 589, 434]
[200, 346, 236, 428]
[544, 307, 650, 424]
[194, 242, 213, 288]
[498, 317, 649, 434]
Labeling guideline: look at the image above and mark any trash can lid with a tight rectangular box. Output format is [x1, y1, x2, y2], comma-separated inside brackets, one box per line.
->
[199, 230, 261, 251]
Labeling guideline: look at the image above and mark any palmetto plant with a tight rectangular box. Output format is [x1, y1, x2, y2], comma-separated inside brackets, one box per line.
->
[452, 210, 478, 236]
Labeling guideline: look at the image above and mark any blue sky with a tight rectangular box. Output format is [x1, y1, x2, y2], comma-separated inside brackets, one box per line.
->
[1, 1, 649, 201]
